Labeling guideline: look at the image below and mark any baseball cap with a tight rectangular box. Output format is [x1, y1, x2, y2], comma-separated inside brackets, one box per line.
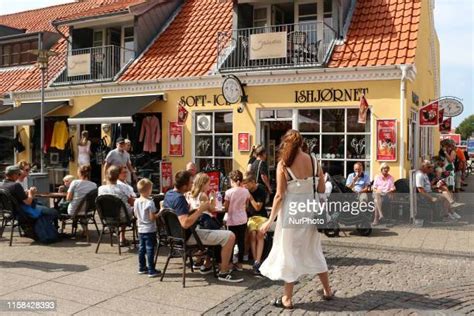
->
[116, 137, 125, 144]
[5, 165, 22, 176]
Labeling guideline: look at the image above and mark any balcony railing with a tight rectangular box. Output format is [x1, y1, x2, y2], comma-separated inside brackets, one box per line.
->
[53, 45, 134, 85]
[217, 22, 337, 72]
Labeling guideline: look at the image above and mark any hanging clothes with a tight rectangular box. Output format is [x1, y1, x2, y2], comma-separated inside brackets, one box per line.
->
[43, 120, 55, 153]
[139, 115, 161, 153]
[50, 121, 69, 150]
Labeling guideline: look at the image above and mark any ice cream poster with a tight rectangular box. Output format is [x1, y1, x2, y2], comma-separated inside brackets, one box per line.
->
[160, 161, 173, 193]
[419, 101, 439, 126]
[376, 119, 397, 161]
[169, 121, 183, 156]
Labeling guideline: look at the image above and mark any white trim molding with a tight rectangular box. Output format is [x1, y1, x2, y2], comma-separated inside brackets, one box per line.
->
[11, 65, 408, 102]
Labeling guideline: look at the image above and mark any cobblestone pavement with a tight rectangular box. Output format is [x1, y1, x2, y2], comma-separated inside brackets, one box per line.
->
[205, 246, 474, 315]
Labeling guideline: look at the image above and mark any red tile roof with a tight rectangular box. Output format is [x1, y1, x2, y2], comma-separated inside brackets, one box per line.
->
[120, 0, 233, 81]
[328, 0, 421, 68]
[54, 0, 147, 24]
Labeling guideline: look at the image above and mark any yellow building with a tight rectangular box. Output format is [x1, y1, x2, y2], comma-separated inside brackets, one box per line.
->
[0, 0, 440, 191]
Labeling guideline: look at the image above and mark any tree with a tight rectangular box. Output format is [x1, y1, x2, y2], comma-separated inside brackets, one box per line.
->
[455, 115, 474, 140]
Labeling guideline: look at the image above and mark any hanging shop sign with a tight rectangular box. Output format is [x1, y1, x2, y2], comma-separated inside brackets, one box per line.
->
[295, 88, 369, 103]
[67, 54, 91, 76]
[168, 121, 183, 156]
[206, 170, 221, 193]
[419, 101, 439, 126]
[238, 132, 251, 152]
[358, 94, 369, 124]
[177, 101, 188, 125]
[160, 161, 173, 193]
[438, 97, 463, 117]
[249, 31, 287, 60]
[439, 118, 452, 133]
[376, 119, 398, 162]
[440, 133, 461, 145]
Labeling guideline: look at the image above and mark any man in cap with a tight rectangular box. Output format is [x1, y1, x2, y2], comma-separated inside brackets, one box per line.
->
[104, 137, 134, 183]
[0, 165, 58, 219]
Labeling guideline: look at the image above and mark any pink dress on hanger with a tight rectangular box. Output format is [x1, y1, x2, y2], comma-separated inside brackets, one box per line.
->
[139, 116, 161, 153]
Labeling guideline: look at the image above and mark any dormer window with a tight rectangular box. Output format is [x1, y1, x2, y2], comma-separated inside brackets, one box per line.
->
[0, 39, 37, 67]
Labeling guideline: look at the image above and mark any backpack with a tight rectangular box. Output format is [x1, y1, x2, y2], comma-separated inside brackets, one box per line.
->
[34, 216, 59, 244]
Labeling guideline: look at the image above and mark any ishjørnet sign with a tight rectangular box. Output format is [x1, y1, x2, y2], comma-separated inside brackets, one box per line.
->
[249, 32, 287, 60]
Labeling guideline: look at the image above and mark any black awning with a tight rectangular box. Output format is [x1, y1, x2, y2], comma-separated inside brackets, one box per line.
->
[0, 101, 68, 126]
[67, 95, 161, 125]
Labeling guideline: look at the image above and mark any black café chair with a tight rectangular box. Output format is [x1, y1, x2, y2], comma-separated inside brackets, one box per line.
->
[95, 194, 137, 255]
[389, 178, 411, 221]
[0, 189, 35, 246]
[159, 208, 217, 288]
[152, 194, 168, 264]
[59, 189, 99, 243]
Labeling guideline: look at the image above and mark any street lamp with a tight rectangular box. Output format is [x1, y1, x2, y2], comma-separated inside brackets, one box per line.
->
[28, 48, 57, 173]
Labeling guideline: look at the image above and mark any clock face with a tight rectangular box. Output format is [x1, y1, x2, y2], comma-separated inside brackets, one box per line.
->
[439, 98, 464, 117]
[222, 76, 243, 104]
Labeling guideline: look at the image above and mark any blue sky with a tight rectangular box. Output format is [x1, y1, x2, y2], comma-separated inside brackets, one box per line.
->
[1, 0, 472, 128]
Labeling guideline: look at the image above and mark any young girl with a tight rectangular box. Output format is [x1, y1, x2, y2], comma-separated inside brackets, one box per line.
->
[224, 170, 250, 271]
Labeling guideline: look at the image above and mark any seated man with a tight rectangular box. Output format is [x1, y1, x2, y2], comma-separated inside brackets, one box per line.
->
[163, 170, 243, 283]
[346, 162, 371, 202]
[0, 165, 58, 220]
[416, 160, 461, 221]
[242, 172, 267, 275]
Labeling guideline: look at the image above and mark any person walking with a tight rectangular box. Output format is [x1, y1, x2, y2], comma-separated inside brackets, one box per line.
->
[259, 130, 334, 309]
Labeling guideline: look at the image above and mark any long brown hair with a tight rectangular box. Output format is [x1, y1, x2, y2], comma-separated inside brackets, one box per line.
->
[278, 129, 303, 167]
[191, 173, 210, 198]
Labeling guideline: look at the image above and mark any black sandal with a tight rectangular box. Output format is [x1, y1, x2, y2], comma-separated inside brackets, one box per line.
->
[318, 289, 337, 301]
[271, 297, 294, 310]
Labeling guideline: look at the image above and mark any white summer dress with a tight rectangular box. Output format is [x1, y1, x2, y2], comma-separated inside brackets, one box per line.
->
[259, 156, 328, 283]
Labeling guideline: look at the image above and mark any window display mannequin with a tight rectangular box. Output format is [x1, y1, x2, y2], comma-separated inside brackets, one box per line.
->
[78, 130, 92, 167]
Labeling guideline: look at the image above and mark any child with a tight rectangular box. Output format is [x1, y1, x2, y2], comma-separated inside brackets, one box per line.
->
[58, 175, 75, 213]
[134, 178, 161, 277]
[224, 170, 250, 271]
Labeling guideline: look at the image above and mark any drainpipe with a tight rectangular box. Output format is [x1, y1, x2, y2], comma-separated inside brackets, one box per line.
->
[399, 64, 411, 179]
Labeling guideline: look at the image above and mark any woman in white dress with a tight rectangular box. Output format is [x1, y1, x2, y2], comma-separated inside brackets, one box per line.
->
[259, 129, 335, 309]
[78, 130, 92, 167]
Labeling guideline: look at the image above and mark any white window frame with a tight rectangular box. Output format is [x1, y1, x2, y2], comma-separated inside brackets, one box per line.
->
[253, 5, 271, 28]
[193, 110, 234, 172]
[257, 107, 372, 177]
[121, 25, 135, 67]
[295, 0, 324, 47]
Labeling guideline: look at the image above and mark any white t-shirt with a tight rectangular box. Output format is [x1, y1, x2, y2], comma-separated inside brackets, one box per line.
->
[415, 170, 432, 193]
[67, 180, 97, 215]
[117, 180, 136, 198]
[98, 184, 132, 214]
[134, 198, 157, 233]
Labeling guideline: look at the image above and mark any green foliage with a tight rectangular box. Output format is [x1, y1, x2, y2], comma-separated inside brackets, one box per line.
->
[455, 115, 474, 139]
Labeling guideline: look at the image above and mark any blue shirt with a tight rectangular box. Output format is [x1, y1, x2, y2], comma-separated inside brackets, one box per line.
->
[346, 172, 371, 193]
[163, 189, 189, 216]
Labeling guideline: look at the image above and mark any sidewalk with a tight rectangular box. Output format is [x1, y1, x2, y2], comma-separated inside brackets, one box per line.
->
[322, 174, 474, 256]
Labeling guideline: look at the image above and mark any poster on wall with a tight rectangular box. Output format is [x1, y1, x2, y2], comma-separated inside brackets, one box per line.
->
[419, 101, 439, 126]
[238, 133, 251, 151]
[160, 161, 173, 193]
[169, 121, 183, 156]
[376, 119, 398, 161]
[439, 118, 452, 133]
[206, 170, 221, 193]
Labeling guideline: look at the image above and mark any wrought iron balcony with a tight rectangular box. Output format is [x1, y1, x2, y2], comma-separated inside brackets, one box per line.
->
[53, 45, 134, 85]
[217, 22, 337, 72]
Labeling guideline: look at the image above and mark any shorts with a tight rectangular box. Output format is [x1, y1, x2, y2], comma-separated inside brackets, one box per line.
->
[247, 216, 267, 232]
[187, 228, 232, 247]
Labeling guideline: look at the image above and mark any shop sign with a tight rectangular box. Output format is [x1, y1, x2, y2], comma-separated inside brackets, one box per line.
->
[419, 101, 439, 126]
[168, 121, 183, 156]
[238, 132, 251, 151]
[439, 118, 452, 133]
[295, 88, 369, 103]
[249, 32, 287, 60]
[438, 97, 464, 117]
[179, 94, 233, 107]
[376, 119, 397, 162]
[160, 161, 173, 193]
[177, 101, 188, 125]
[358, 94, 369, 124]
[206, 170, 221, 193]
[440, 134, 461, 145]
[67, 54, 91, 76]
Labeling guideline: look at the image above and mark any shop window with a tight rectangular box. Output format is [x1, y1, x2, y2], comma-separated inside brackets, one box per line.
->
[347, 109, 370, 133]
[276, 110, 293, 119]
[346, 134, 370, 160]
[321, 134, 344, 159]
[299, 109, 320, 132]
[259, 110, 275, 119]
[322, 109, 345, 132]
[194, 111, 233, 177]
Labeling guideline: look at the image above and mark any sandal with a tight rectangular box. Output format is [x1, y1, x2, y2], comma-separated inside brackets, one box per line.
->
[318, 289, 337, 301]
[271, 297, 294, 310]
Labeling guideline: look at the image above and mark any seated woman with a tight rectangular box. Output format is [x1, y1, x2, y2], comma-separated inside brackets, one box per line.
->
[372, 163, 396, 225]
[66, 166, 96, 216]
[431, 167, 460, 207]
[98, 165, 134, 246]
